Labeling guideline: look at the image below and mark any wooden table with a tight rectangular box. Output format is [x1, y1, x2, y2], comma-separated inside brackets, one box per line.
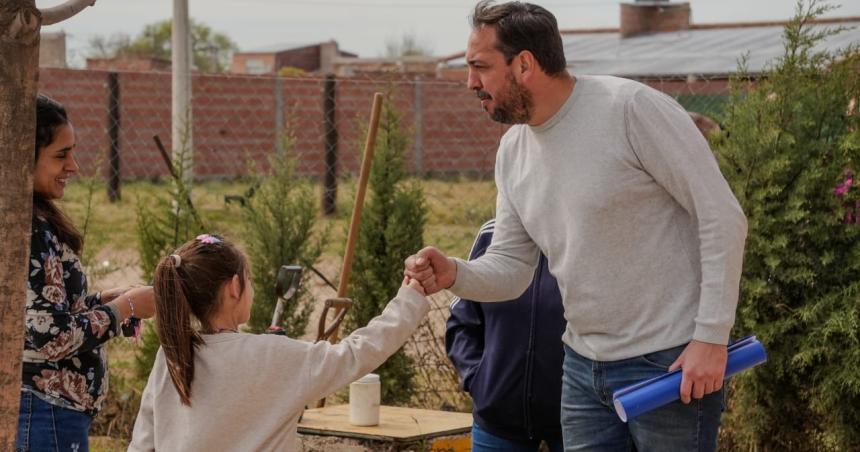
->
[298, 404, 472, 450]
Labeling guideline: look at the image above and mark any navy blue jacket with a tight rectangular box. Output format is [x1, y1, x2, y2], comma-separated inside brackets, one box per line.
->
[445, 219, 566, 442]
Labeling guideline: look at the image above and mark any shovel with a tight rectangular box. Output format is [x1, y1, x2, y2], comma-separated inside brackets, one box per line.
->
[266, 265, 303, 334]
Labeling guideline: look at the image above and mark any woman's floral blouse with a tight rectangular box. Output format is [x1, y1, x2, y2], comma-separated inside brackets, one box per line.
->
[22, 216, 120, 415]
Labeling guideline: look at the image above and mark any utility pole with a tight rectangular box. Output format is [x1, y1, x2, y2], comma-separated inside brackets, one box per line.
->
[172, 0, 193, 185]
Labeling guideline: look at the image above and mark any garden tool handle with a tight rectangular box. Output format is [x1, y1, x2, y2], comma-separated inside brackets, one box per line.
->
[316, 298, 353, 343]
[328, 92, 383, 343]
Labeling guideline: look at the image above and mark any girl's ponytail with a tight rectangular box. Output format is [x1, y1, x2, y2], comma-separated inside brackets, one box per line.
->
[153, 254, 201, 406]
[151, 235, 247, 407]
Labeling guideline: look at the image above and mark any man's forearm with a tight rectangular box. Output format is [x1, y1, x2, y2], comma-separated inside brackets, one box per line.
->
[449, 250, 538, 302]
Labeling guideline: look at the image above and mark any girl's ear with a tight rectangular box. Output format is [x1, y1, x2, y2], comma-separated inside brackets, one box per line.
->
[227, 274, 242, 301]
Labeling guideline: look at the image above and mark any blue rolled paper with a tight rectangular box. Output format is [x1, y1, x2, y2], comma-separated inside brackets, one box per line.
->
[612, 335, 767, 422]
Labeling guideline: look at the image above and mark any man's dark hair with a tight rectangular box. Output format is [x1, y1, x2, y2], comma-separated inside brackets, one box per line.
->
[471, 1, 567, 76]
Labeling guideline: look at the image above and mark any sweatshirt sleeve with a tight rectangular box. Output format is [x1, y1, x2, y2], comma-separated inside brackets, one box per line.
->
[445, 296, 485, 392]
[128, 351, 159, 452]
[450, 137, 540, 302]
[625, 86, 747, 345]
[26, 223, 119, 361]
[445, 221, 494, 391]
[297, 287, 430, 405]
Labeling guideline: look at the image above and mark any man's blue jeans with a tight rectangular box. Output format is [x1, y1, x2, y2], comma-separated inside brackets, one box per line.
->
[16, 391, 92, 452]
[560, 344, 723, 452]
[472, 422, 564, 452]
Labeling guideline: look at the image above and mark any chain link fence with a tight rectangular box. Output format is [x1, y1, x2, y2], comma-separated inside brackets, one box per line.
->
[39, 67, 732, 417]
[39, 68, 728, 184]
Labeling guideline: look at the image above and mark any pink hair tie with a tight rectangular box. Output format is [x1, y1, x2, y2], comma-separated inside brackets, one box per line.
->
[196, 234, 221, 244]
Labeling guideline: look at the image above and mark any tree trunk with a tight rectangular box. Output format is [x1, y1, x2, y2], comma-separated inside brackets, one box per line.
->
[0, 1, 40, 448]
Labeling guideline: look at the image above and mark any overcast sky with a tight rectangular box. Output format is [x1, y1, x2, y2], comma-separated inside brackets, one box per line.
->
[40, 0, 860, 67]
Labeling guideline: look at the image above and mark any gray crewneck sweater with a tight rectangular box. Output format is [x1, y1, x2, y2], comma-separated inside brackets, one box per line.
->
[450, 75, 747, 361]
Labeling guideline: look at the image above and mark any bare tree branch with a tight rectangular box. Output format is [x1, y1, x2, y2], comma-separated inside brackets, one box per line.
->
[39, 0, 95, 26]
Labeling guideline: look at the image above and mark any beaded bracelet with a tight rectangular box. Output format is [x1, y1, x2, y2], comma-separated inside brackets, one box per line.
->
[121, 295, 141, 340]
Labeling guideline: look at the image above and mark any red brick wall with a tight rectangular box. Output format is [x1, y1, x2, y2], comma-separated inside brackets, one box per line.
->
[36, 68, 506, 180]
[39, 69, 111, 178]
[36, 68, 727, 181]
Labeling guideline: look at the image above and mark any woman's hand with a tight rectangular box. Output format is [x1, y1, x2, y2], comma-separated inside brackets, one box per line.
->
[107, 286, 156, 320]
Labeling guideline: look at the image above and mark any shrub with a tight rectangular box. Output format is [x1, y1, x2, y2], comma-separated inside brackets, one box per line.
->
[344, 96, 426, 404]
[714, 1, 860, 449]
[134, 144, 205, 381]
[242, 135, 325, 335]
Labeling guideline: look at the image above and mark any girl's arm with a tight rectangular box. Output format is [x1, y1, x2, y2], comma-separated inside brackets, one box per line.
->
[298, 282, 429, 406]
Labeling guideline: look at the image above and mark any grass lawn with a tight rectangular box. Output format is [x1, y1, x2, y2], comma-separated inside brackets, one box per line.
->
[60, 176, 497, 278]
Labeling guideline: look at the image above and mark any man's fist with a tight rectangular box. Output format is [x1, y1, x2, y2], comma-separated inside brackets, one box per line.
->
[403, 246, 457, 295]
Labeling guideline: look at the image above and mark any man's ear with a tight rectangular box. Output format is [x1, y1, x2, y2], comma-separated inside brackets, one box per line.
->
[514, 50, 537, 82]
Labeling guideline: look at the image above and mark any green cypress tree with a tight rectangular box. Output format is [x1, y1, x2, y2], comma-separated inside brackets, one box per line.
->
[242, 137, 325, 335]
[134, 144, 205, 380]
[714, 1, 860, 449]
[345, 96, 426, 405]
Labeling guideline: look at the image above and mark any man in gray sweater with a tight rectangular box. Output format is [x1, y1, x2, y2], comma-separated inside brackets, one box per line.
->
[405, 1, 747, 451]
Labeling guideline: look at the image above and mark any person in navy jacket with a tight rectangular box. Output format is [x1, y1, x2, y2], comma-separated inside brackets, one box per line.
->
[446, 219, 565, 451]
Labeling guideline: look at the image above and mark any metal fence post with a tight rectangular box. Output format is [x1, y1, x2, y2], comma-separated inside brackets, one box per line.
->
[413, 75, 424, 175]
[274, 75, 285, 157]
[107, 71, 121, 202]
[322, 74, 338, 215]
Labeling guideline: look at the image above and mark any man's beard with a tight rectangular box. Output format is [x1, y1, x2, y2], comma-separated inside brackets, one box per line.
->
[484, 73, 533, 124]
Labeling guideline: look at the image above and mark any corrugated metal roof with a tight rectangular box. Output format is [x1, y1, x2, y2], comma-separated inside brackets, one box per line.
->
[445, 21, 860, 77]
[567, 22, 860, 77]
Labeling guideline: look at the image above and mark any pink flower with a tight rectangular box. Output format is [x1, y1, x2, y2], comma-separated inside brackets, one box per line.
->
[43, 255, 64, 287]
[834, 178, 853, 197]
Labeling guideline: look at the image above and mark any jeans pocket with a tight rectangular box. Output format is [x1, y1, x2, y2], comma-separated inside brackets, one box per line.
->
[639, 344, 687, 370]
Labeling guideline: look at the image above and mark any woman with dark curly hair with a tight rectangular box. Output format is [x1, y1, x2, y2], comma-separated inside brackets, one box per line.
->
[16, 94, 156, 451]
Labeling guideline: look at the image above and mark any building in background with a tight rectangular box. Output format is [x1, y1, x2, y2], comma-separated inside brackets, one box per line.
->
[231, 40, 357, 75]
[438, 0, 860, 118]
[39, 31, 67, 68]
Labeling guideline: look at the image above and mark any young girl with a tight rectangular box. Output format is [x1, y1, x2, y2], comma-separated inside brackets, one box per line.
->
[128, 234, 429, 451]
[18, 94, 156, 451]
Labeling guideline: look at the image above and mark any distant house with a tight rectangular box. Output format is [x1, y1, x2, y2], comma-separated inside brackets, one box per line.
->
[39, 31, 67, 68]
[231, 40, 357, 75]
[86, 56, 171, 72]
[439, 0, 860, 117]
[331, 55, 440, 77]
